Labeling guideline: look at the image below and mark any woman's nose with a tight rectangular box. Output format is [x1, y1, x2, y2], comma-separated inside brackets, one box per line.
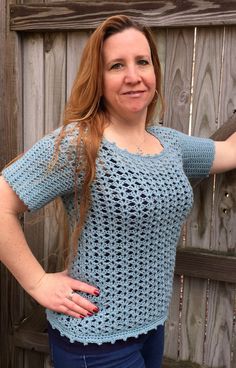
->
[124, 66, 141, 84]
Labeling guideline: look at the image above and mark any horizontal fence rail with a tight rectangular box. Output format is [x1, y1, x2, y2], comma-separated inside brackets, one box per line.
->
[9, 0, 236, 32]
[176, 249, 236, 283]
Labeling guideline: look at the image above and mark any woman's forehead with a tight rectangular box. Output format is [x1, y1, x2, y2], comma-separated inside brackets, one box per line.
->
[102, 28, 151, 60]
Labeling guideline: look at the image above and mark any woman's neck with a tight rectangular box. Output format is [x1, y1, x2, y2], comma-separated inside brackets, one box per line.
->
[106, 113, 147, 139]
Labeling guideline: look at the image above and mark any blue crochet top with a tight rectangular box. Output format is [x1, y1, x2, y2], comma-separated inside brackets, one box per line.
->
[2, 124, 215, 345]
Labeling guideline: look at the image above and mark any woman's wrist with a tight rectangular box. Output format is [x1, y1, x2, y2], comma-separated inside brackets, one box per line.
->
[18, 267, 47, 294]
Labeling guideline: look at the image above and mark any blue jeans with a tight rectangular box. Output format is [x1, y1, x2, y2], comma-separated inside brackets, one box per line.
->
[48, 324, 164, 368]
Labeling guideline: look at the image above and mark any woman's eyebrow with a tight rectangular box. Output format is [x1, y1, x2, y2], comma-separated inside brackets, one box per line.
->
[106, 58, 124, 64]
[106, 54, 151, 64]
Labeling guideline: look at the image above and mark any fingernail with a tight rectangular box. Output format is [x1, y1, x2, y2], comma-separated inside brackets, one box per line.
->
[94, 289, 100, 296]
[79, 315, 84, 319]
[87, 312, 93, 317]
[93, 307, 99, 313]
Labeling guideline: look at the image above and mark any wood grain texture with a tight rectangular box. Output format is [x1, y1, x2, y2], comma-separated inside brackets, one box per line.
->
[23, 33, 45, 148]
[163, 28, 194, 132]
[211, 27, 236, 254]
[9, 0, 236, 32]
[204, 282, 234, 367]
[43, 31, 67, 279]
[44, 32, 66, 131]
[22, 33, 45, 328]
[22, 36, 45, 329]
[204, 26, 236, 368]
[181, 277, 208, 364]
[218, 27, 236, 368]
[218, 27, 236, 124]
[66, 31, 89, 98]
[22, 33, 49, 368]
[0, 2, 22, 168]
[153, 28, 182, 360]
[0, 0, 24, 367]
[164, 276, 182, 359]
[175, 249, 236, 283]
[179, 27, 224, 365]
[152, 28, 167, 122]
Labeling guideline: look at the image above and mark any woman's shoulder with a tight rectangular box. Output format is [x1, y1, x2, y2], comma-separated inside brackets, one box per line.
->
[33, 122, 80, 157]
[46, 122, 79, 141]
[148, 124, 181, 142]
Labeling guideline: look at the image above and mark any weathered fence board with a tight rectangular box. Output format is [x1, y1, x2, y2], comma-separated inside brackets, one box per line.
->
[153, 27, 181, 359]
[153, 27, 182, 359]
[23, 33, 45, 320]
[43, 31, 67, 280]
[0, 0, 24, 367]
[9, 0, 236, 31]
[164, 276, 182, 359]
[45, 32, 66, 132]
[162, 27, 195, 361]
[205, 282, 235, 367]
[180, 26, 224, 365]
[175, 249, 236, 283]
[22, 33, 46, 368]
[66, 31, 89, 98]
[204, 25, 236, 368]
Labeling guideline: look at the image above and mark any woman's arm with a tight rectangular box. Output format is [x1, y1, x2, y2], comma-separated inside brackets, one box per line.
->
[0, 176, 99, 318]
[211, 132, 236, 174]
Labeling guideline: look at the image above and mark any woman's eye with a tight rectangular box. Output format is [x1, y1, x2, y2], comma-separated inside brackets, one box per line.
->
[138, 59, 149, 66]
[110, 63, 123, 70]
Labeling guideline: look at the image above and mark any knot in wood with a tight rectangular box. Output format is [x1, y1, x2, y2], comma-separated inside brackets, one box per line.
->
[178, 90, 189, 105]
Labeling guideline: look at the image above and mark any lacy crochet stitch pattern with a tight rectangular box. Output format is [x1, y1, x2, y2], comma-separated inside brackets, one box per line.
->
[2, 125, 215, 345]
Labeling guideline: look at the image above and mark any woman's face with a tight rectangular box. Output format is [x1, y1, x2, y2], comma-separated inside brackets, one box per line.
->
[102, 28, 156, 122]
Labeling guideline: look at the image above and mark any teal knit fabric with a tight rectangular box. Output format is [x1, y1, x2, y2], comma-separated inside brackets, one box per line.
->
[2, 124, 215, 345]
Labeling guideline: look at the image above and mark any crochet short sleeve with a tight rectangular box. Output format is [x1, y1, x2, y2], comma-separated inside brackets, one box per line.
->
[2, 126, 78, 211]
[175, 130, 215, 178]
[152, 127, 215, 179]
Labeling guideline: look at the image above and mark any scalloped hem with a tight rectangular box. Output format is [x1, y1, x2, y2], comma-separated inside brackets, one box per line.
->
[46, 315, 167, 345]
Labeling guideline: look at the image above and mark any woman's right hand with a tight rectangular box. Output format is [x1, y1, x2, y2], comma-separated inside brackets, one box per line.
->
[0, 178, 99, 320]
[28, 270, 100, 319]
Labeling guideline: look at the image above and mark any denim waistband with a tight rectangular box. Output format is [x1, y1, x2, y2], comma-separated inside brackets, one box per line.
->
[47, 323, 163, 355]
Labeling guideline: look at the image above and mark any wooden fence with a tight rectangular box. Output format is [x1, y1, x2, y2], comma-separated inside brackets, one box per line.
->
[1, 1, 236, 367]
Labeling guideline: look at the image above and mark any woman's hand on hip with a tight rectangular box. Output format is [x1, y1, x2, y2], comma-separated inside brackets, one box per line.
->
[28, 270, 100, 318]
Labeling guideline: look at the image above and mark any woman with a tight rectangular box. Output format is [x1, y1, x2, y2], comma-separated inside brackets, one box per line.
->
[0, 15, 236, 368]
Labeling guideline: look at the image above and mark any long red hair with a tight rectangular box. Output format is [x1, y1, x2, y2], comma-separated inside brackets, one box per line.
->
[57, 15, 164, 253]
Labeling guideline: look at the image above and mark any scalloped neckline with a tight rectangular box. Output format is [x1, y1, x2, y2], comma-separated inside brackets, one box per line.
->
[102, 127, 165, 159]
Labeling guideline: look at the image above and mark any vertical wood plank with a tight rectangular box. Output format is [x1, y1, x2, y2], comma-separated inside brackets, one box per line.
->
[180, 27, 224, 365]
[163, 28, 194, 133]
[164, 276, 182, 359]
[42, 0, 67, 351]
[44, 31, 67, 280]
[44, 32, 66, 133]
[181, 277, 208, 362]
[205, 282, 234, 368]
[152, 28, 166, 122]
[23, 33, 44, 149]
[66, 31, 89, 99]
[204, 26, 236, 368]
[22, 33, 45, 368]
[152, 27, 182, 360]
[24, 351, 45, 368]
[212, 25, 236, 254]
[0, 0, 24, 367]
[162, 27, 194, 360]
